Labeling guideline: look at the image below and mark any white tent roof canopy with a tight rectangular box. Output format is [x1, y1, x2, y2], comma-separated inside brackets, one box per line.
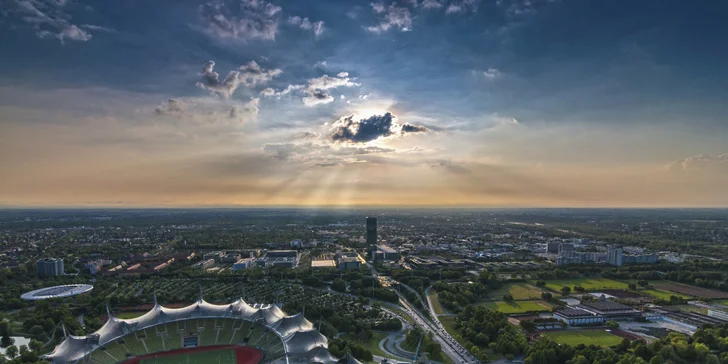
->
[43, 297, 341, 364]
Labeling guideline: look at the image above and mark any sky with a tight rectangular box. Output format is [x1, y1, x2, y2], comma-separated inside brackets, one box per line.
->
[1, 0, 728, 208]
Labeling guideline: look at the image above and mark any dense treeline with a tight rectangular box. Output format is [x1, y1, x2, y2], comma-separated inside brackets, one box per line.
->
[431, 270, 501, 312]
[525, 324, 728, 364]
[453, 305, 528, 360]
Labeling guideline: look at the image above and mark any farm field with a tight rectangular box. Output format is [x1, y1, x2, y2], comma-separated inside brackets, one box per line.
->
[641, 289, 692, 300]
[489, 283, 544, 300]
[542, 330, 623, 347]
[653, 282, 728, 299]
[139, 348, 236, 364]
[542, 278, 629, 292]
[481, 300, 552, 314]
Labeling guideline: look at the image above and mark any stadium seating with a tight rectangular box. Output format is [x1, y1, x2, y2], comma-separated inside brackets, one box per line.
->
[103, 340, 130, 361]
[144, 329, 166, 354]
[123, 335, 147, 356]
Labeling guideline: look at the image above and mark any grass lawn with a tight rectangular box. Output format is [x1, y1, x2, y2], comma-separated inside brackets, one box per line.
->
[489, 283, 544, 300]
[542, 330, 624, 347]
[140, 348, 236, 364]
[542, 278, 629, 292]
[342, 331, 391, 359]
[641, 289, 693, 300]
[481, 300, 552, 314]
[428, 290, 446, 315]
[116, 311, 145, 319]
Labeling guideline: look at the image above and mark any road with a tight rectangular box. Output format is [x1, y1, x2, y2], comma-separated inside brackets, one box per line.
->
[366, 263, 478, 363]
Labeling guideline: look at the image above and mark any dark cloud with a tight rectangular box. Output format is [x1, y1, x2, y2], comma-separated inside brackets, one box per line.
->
[302, 89, 334, 106]
[330, 113, 395, 143]
[329, 113, 429, 143]
[401, 123, 429, 133]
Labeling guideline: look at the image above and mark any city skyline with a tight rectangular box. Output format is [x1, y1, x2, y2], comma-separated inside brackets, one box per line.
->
[1, 0, 728, 207]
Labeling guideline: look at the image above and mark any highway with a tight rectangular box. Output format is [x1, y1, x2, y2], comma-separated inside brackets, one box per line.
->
[367, 264, 478, 364]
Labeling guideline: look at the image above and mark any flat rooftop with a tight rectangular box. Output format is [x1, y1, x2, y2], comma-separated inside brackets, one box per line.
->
[555, 308, 598, 318]
[311, 260, 336, 268]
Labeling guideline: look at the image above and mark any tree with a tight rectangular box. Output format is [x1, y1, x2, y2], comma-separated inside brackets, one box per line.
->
[0, 321, 9, 337]
[628, 283, 637, 290]
[535, 280, 546, 287]
[541, 292, 553, 301]
[503, 294, 514, 302]
[561, 286, 571, 296]
[638, 280, 649, 287]
[648, 356, 663, 364]
[5, 345, 17, 359]
[606, 320, 620, 329]
[331, 278, 346, 292]
[574, 285, 585, 293]
[28, 339, 42, 353]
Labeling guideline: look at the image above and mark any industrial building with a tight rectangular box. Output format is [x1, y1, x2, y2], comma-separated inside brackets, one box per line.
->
[37, 258, 64, 277]
[577, 296, 641, 320]
[554, 308, 605, 326]
[232, 258, 254, 271]
[371, 244, 400, 262]
[260, 250, 299, 268]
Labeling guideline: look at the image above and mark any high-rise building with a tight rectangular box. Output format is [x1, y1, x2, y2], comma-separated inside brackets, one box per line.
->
[558, 243, 575, 254]
[366, 217, 377, 246]
[546, 241, 560, 254]
[37, 258, 64, 277]
[607, 245, 623, 266]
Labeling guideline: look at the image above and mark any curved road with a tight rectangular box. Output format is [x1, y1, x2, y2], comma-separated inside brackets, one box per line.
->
[366, 264, 478, 364]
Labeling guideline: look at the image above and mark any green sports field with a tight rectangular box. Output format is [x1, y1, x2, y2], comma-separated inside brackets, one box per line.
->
[542, 330, 623, 347]
[641, 289, 692, 300]
[481, 300, 552, 314]
[140, 348, 236, 364]
[542, 278, 629, 292]
[489, 283, 544, 300]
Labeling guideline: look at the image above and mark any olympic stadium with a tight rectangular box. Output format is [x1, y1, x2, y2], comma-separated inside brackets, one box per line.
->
[43, 292, 362, 364]
[21, 284, 94, 301]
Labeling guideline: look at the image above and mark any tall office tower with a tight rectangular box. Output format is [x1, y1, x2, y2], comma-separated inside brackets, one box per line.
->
[366, 217, 377, 246]
[607, 245, 623, 266]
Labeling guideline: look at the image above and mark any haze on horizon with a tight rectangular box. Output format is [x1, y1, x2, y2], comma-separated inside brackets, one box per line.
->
[1, 0, 727, 208]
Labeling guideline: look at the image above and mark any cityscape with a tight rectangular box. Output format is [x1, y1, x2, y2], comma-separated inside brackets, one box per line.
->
[1, 209, 728, 364]
[2, 0, 728, 364]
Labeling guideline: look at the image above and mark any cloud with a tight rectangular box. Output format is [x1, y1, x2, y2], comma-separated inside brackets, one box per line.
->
[260, 84, 304, 97]
[329, 112, 429, 143]
[668, 154, 728, 171]
[8, 0, 107, 43]
[154, 98, 186, 115]
[301, 73, 360, 107]
[482, 68, 501, 79]
[152, 96, 258, 124]
[367, 3, 413, 33]
[421, 0, 444, 9]
[445, 0, 479, 14]
[238, 61, 283, 85]
[287, 16, 325, 36]
[229, 98, 260, 120]
[302, 89, 334, 106]
[198, 0, 282, 41]
[401, 123, 429, 133]
[196, 60, 280, 98]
